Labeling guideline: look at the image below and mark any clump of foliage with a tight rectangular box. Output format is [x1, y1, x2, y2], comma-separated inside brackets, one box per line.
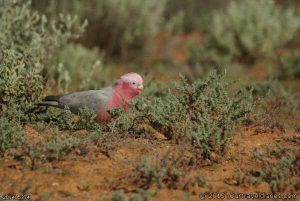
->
[102, 190, 154, 201]
[14, 132, 81, 169]
[226, 169, 261, 187]
[102, 191, 126, 201]
[189, 0, 300, 72]
[128, 190, 154, 201]
[47, 43, 105, 92]
[277, 51, 300, 80]
[135, 157, 182, 189]
[0, 116, 24, 153]
[35, 0, 175, 60]
[165, 0, 230, 32]
[227, 145, 299, 192]
[130, 151, 208, 191]
[76, 107, 101, 131]
[0, 0, 86, 113]
[252, 145, 300, 192]
[251, 79, 300, 130]
[30, 106, 101, 132]
[29, 107, 75, 130]
[110, 72, 254, 159]
[42, 135, 81, 161]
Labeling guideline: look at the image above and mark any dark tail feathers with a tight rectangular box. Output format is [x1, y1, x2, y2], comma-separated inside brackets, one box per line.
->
[43, 95, 61, 102]
[36, 95, 62, 107]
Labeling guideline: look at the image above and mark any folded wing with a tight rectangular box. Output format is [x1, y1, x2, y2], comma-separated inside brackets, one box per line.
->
[38, 87, 113, 114]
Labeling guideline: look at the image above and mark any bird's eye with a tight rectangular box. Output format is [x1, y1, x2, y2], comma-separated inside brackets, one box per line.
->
[132, 82, 136, 85]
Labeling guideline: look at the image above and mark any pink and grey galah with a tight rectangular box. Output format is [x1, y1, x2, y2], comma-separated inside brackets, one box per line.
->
[38, 73, 143, 123]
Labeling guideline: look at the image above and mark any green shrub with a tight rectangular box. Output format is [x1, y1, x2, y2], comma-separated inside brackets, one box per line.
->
[47, 43, 104, 92]
[135, 157, 182, 189]
[22, 134, 80, 166]
[253, 146, 299, 192]
[0, 116, 24, 153]
[129, 190, 154, 201]
[102, 191, 126, 201]
[251, 79, 300, 130]
[228, 145, 299, 191]
[30, 106, 102, 132]
[110, 72, 254, 159]
[277, 51, 300, 79]
[165, 0, 230, 32]
[192, 175, 208, 188]
[43, 135, 80, 161]
[76, 107, 101, 131]
[189, 0, 300, 71]
[103, 190, 154, 201]
[0, 0, 86, 112]
[30, 107, 75, 130]
[36, 0, 170, 60]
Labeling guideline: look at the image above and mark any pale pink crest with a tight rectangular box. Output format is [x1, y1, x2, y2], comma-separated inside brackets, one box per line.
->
[119, 72, 143, 85]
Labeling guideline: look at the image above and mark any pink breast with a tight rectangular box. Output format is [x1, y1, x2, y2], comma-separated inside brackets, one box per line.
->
[95, 84, 139, 123]
[95, 94, 129, 123]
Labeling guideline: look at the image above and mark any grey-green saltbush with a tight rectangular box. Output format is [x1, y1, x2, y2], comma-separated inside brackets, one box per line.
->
[277, 51, 300, 80]
[0, 0, 86, 112]
[253, 146, 299, 193]
[110, 72, 254, 158]
[0, 116, 24, 153]
[34, 0, 180, 60]
[190, 0, 300, 71]
[47, 43, 104, 92]
[43, 136, 80, 161]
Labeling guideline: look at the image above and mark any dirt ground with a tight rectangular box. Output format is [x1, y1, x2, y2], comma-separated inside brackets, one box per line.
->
[0, 125, 299, 201]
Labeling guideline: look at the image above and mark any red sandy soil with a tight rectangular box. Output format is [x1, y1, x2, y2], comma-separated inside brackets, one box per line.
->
[0, 125, 299, 201]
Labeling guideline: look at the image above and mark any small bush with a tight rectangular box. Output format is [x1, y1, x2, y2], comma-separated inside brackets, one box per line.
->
[110, 72, 254, 159]
[22, 133, 81, 168]
[76, 107, 101, 131]
[189, 0, 300, 72]
[0, 116, 24, 153]
[43, 135, 80, 161]
[129, 190, 154, 201]
[253, 146, 299, 192]
[102, 191, 126, 201]
[37, 0, 170, 60]
[31, 105, 102, 132]
[183, 175, 208, 190]
[135, 157, 182, 189]
[277, 51, 300, 80]
[0, 0, 86, 112]
[165, 0, 230, 32]
[102, 190, 154, 201]
[30, 107, 75, 130]
[47, 43, 105, 92]
[251, 79, 300, 130]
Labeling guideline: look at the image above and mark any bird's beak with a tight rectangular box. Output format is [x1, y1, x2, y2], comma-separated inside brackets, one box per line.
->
[138, 84, 143, 91]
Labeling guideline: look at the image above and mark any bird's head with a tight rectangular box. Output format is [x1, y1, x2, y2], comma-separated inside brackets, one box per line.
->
[114, 73, 143, 97]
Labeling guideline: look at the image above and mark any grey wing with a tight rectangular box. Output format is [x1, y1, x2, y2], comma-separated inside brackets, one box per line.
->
[58, 87, 113, 114]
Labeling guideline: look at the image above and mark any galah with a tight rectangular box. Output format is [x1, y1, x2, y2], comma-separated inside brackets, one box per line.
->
[38, 73, 143, 123]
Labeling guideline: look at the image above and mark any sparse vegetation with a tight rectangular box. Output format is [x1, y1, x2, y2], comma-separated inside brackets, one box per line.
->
[102, 190, 154, 201]
[110, 72, 254, 159]
[34, 0, 179, 60]
[251, 79, 300, 130]
[134, 157, 182, 189]
[277, 51, 300, 80]
[189, 0, 300, 74]
[0, 116, 24, 153]
[251, 145, 300, 192]
[0, 0, 86, 112]
[0, 0, 300, 200]
[47, 43, 104, 92]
